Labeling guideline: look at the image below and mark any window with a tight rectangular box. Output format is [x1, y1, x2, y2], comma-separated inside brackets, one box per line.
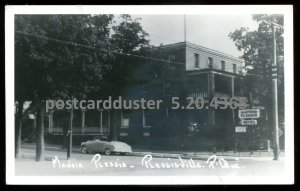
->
[233, 64, 237, 73]
[143, 132, 150, 136]
[121, 110, 129, 128]
[142, 85, 147, 94]
[122, 118, 129, 128]
[52, 110, 67, 128]
[208, 57, 213, 68]
[43, 115, 50, 130]
[143, 109, 151, 128]
[120, 133, 128, 136]
[73, 110, 82, 128]
[194, 53, 199, 68]
[85, 110, 100, 127]
[169, 54, 175, 61]
[221, 61, 225, 70]
[165, 81, 171, 96]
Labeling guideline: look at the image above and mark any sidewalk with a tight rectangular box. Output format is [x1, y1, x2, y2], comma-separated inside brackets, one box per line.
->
[129, 149, 282, 161]
[21, 143, 284, 161]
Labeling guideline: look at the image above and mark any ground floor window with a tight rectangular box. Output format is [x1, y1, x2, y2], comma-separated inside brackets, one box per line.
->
[73, 110, 82, 128]
[85, 110, 100, 128]
[143, 109, 152, 128]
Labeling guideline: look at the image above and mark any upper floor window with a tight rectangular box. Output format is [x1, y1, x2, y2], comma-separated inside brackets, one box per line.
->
[194, 53, 200, 68]
[221, 61, 225, 70]
[169, 54, 176, 61]
[208, 57, 213, 68]
[233, 64, 237, 73]
[142, 85, 147, 94]
[165, 81, 172, 96]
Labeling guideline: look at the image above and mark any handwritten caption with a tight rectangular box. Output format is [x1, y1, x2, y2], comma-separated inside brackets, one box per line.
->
[52, 154, 244, 169]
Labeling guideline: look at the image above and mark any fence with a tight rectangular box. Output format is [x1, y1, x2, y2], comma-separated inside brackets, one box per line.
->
[45, 127, 110, 135]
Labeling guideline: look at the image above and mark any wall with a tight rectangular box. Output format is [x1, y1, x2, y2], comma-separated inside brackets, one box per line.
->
[185, 45, 244, 73]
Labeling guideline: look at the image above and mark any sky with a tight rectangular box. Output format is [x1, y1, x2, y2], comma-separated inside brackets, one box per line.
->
[129, 14, 259, 57]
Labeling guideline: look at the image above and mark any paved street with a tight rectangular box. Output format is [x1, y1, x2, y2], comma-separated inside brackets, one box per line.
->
[15, 147, 285, 176]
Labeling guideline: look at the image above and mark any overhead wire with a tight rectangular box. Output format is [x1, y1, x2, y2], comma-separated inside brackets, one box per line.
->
[16, 31, 186, 66]
[16, 30, 281, 77]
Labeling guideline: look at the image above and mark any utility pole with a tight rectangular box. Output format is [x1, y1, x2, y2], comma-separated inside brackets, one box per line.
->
[184, 15, 186, 42]
[271, 23, 280, 160]
[67, 96, 73, 160]
[262, 20, 283, 160]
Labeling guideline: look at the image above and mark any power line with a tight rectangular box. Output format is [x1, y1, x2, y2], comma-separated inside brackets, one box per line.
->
[16, 31, 186, 66]
[147, 32, 180, 43]
[16, 30, 281, 76]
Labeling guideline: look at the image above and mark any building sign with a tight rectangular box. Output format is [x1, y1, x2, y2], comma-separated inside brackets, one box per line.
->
[241, 119, 257, 125]
[238, 109, 260, 119]
[235, 126, 247, 133]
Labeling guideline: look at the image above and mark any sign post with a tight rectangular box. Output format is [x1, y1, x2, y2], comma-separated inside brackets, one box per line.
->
[238, 109, 260, 155]
[235, 126, 247, 155]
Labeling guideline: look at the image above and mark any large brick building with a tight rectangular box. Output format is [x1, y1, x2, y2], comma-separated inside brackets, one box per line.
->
[117, 42, 245, 150]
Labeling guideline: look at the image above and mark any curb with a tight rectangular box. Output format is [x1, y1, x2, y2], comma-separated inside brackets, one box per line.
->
[129, 152, 272, 161]
[22, 145, 81, 153]
[19, 152, 272, 162]
[20, 153, 67, 161]
[21, 145, 276, 161]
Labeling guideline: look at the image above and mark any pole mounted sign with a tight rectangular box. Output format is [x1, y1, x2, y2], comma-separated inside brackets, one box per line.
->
[238, 109, 260, 119]
[241, 119, 257, 125]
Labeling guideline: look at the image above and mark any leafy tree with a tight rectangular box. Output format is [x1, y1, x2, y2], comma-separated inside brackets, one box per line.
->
[229, 14, 284, 145]
[15, 14, 114, 160]
[15, 15, 49, 158]
[111, 14, 150, 53]
[15, 14, 151, 160]
[104, 14, 151, 140]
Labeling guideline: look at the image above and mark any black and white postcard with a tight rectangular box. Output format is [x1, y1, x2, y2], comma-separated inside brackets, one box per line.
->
[5, 5, 294, 185]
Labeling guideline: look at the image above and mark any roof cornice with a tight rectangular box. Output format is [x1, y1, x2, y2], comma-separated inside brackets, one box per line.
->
[151, 41, 244, 63]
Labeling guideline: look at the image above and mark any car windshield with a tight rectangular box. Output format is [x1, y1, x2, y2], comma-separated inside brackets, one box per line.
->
[93, 136, 108, 141]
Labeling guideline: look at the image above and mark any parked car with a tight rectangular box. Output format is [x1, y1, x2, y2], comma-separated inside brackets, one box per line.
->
[80, 136, 132, 155]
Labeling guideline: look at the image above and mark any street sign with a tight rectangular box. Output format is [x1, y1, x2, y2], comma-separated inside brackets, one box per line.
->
[241, 119, 257, 125]
[235, 126, 247, 133]
[238, 109, 260, 119]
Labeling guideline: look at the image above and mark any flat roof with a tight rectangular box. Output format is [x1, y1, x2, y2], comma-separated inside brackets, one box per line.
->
[151, 41, 244, 63]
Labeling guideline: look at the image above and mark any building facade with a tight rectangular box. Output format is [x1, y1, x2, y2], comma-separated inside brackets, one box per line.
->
[42, 42, 251, 151]
[117, 42, 245, 150]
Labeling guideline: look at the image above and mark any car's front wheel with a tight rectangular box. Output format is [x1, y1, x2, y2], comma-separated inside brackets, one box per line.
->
[81, 145, 88, 154]
[104, 148, 111, 155]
